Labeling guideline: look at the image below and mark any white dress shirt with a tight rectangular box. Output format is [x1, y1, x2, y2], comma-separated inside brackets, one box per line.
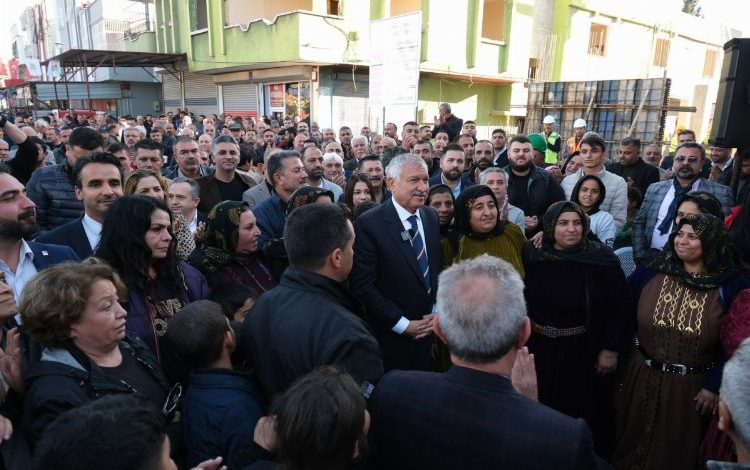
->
[82, 214, 103, 251]
[390, 199, 428, 335]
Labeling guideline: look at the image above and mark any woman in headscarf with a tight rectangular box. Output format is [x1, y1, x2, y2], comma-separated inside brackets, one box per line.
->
[613, 214, 749, 470]
[286, 186, 335, 216]
[193, 200, 277, 293]
[441, 185, 526, 276]
[522, 201, 633, 459]
[427, 184, 455, 239]
[570, 175, 616, 247]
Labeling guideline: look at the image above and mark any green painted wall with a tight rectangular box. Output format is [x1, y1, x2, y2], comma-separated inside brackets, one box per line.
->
[418, 76, 510, 127]
[550, 0, 571, 80]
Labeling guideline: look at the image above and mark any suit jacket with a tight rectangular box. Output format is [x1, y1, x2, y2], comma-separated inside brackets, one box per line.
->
[242, 180, 273, 210]
[431, 114, 463, 142]
[27, 241, 80, 271]
[493, 148, 509, 168]
[633, 178, 733, 259]
[428, 173, 474, 194]
[35, 216, 92, 259]
[350, 201, 442, 371]
[195, 173, 251, 214]
[369, 366, 607, 470]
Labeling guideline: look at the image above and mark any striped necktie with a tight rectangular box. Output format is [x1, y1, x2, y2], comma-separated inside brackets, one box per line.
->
[407, 215, 430, 293]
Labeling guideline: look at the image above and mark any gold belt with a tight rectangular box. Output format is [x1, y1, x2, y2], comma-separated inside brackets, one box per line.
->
[531, 320, 587, 338]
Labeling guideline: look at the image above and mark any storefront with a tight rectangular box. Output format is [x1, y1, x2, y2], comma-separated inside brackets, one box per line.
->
[262, 81, 311, 123]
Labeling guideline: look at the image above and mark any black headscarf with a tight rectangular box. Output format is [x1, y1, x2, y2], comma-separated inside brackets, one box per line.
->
[197, 201, 255, 273]
[452, 185, 507, 240]
[644, 213, 742, 289]
[571, 174, 606, 215]
[674, 190, 723, 221]
[524, 200, 620, 267]
[286, 186, 335, 216]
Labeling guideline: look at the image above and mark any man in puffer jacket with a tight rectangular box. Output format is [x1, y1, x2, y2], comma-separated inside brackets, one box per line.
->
[27, 127, 104, 231]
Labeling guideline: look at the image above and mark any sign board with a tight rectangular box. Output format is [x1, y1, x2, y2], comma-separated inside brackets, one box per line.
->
[47, 60, 61, 79]
[369, 12, 422, 132]
[269, 84, 284, 110]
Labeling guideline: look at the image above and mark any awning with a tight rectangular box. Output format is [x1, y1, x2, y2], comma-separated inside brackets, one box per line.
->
[34, 82, 123, 100]
[42, 49, 186, 69]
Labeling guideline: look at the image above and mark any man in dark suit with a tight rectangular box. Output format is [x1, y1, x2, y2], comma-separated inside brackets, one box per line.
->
[350, 153, 441, 372]
[369, 255, 607, 469]
[431, 103, 463, 142]
[428, 144, 474, 198]
[168, 177, 207, 235]
[37, 153, 123, 258]
[196, 135, 253, 213]
[492, 128, 508, 168]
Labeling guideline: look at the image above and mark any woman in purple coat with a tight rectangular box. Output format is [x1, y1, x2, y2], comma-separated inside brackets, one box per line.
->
[96, 196, 210, 372]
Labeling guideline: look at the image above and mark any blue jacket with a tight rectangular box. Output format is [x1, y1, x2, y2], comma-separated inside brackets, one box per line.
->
[182, 368, 263, 468]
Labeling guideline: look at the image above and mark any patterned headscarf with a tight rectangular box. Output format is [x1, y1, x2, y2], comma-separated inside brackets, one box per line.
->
[286, 186, 335, 217]
[197, 201, 254, 273]
[674, 191, 723, 222]
[645, 213, 742, 289]
[453, 185, 506, 240]
[524, 200, 619, 267]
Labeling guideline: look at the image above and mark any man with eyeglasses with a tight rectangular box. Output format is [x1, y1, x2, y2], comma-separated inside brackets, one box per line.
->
[633, 141, 733, 260]
[196, 135, 254, 213]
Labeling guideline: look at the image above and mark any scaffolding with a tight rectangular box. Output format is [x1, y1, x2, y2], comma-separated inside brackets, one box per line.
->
[525, 78, 696, 154]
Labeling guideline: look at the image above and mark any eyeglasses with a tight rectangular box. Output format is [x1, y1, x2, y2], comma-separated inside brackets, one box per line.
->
[674, 156, 700, 165]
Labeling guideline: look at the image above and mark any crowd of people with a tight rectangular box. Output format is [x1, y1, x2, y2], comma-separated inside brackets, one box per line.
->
[0, 102, 746, 469]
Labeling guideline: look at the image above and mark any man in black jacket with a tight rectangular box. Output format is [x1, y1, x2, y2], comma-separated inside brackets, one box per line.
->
[506, 135, 565, 236]
[607, 137, 660, 196]
[431, 103, 463, 142]
[241, 203, 383, 400]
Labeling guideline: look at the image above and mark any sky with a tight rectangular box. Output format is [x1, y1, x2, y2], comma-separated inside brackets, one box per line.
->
[0, 0, 747, 62]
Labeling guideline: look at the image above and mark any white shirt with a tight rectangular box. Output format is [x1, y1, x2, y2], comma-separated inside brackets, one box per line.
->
[0, 240, 37, 325]
[82, 213, 103, 251]
[186, 211, 199, 233]
[651, 179, 701, 250]
[390, 198, 428, 335]
[714, 157, 733, 172]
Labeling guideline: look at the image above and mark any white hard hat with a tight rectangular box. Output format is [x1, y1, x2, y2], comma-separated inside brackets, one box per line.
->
[573, 118, 586, 128]
[542, 115, 555, 124]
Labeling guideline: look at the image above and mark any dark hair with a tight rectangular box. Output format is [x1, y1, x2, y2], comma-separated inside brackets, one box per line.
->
[464, 120, 476, 126]
[344, 173, 375, 212]
[356, 154, 382, 171]
[271, 366, 367, 470]
[208, 284, 257, 321]
[508, 135, 531, 147]
[173, 135, 195, 150]
[453, 134, 473, 145]
[580, 133, 606, 152]
[267, 150, 302, 183]
[627, 186, 644, 210]
[441, 143, 464, 156]
[571, 174, 606, 213]
[403, 121, 418, 128]
[29, 136, 47, 152]
[96, 196, 180, 294]
[730, 189, 750, 269]
[134, 139, 162, 156]
[561, 150, 581, 174]
[620, 136, 641, 149]
[284, 204, 351, 270]
[106, 142, 128, 154]
[678, 129, 696, 138]
[428, 183, 454, 204]
[353, 201, 378, 220]
[32, 395, 166, 470]
[166, 300, 229, 368]
[73, 152, 124, 188]
[239, 142, 256, 166]
[675, 141, 706, 161]
[68, 127, 104, 151]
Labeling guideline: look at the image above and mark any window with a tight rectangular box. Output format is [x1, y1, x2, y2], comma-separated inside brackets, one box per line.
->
[481, 0, 505, 42]
[703, 49, 717, 77]
[192, 0, 208, 31]
[588, 23, 607, 56]
[328, 0, 340, 15]
[653, 38, 670, 67]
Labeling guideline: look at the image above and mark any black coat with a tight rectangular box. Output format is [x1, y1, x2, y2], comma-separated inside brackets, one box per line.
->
[431, 114, 463, 142]
[240, 268, 383, 401]
[506, 165, 566, 233]
[350, 201, 442, 371]
[22, 333, 170, 448]
[607, 158, 660, 196]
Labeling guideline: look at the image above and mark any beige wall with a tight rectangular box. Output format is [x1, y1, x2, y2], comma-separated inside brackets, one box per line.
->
[225, 0, 314, 25]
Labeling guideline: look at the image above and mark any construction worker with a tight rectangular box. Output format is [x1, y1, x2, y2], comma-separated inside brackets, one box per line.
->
[566, 119, 586, 158]
[542, 115, 562, 164]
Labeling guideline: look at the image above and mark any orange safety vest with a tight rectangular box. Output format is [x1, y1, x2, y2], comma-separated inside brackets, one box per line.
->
[567, 136, 582, 155]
